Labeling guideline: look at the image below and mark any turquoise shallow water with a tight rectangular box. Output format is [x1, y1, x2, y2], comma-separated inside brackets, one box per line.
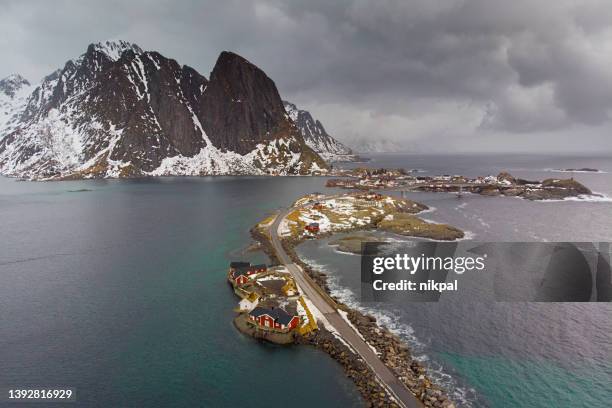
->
[438, 353, 610, 408]
[0, 176, 362, 407]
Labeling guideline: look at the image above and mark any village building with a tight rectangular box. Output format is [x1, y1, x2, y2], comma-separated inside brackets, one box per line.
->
[230, 266, 256, 286]
[238, 292, 260, 311]
[257, 278, 288, 298]
[228, 262, 268, 286]
[282, 278, 298, 297]
[248, 306, 300, 332]
[305, 222, 320, 233]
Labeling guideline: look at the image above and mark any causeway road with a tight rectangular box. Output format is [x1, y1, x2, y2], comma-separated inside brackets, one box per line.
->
[269, 201, 423, 408]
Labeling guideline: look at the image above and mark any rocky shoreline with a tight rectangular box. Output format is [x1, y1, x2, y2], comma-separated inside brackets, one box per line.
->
[249, 224, 456, 408]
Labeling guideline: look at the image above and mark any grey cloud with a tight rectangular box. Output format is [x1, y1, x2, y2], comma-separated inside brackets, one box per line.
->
[1, 0, 611, 152]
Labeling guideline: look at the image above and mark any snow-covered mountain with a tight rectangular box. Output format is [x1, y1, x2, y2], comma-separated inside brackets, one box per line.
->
[283, 100, 360, 162]
[0, 40, 327, 180]
[0, 74, 32, 138]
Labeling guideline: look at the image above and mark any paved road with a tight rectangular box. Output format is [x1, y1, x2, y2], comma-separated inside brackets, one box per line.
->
[269, 202, 423, 408]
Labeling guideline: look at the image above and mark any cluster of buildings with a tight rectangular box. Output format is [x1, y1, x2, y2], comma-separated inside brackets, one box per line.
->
[228, 262, 267, 286]
[228, 261, 315, 336]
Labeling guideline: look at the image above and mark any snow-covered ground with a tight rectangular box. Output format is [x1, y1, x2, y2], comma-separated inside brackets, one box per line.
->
[288, 194, 420, 237]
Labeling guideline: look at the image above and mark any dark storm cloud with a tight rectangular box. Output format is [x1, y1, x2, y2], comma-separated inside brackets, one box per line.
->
[1, 0, 611, 152]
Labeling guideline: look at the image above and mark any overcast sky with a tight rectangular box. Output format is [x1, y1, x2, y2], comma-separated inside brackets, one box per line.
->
[2, 0, 611, 153]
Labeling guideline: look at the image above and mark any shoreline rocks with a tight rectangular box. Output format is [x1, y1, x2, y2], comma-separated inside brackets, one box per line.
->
[297, 327, 401, 408]
[244, 193, 459, 407]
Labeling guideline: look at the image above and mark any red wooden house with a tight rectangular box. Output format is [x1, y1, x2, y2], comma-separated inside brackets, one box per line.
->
[305, 222, 320, 233]
[228, 263, 267, 286]
[248, 306, 300, 332]
[231, 267, 255, 286]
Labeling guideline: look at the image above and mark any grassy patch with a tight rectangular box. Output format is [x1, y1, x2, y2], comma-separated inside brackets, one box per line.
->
[378, 213, 464, 240]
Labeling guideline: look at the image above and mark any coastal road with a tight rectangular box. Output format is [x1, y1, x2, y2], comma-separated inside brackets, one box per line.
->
[269, 202, 423, 408]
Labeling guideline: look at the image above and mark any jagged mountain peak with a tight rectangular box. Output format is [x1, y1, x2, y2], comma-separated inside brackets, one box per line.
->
[88, 40, 144, 62]
[202, 50, 291, 155]
[0, 42, 327, 179]
[215, 51, 256, 69]
[208, 50, 273, 90]
[0, 74, 30, 97]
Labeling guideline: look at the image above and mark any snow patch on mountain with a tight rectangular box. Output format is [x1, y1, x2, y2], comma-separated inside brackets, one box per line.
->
[92, 40, 143, 62]
[149, 137, 307, 176]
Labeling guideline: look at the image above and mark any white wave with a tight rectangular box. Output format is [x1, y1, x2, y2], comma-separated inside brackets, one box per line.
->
[418, 205, 437, 215]
[458, 230, 476, 241]
[563, 193, 612, 202]
[332, 247, 361, 256]
[532, 193, 612, 203]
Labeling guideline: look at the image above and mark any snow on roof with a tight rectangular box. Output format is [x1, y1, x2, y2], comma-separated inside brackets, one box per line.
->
[249, 306, 296, 325]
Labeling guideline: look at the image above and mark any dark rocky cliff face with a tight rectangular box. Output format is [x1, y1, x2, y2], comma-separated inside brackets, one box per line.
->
[202, 52, 291, 154]
[0, 41, 327, 179]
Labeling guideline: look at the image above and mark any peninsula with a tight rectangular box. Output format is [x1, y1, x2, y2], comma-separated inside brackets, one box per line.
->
[228, 192, 463, 408]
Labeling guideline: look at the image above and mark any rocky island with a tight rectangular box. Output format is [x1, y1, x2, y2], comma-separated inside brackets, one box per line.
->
[551, 168, 602, 173]
[327, 168, 596, 201]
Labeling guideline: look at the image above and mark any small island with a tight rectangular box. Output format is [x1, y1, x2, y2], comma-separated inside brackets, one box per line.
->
[327, 169, 596, 201]
[329, 232, 385, 254]
[551, 168, 601, 173]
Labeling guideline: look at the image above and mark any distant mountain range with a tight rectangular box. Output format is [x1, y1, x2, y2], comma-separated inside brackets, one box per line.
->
[282, 101, 360, 162]
[348, 138, 404, 154]
[0, 40, 330, 180]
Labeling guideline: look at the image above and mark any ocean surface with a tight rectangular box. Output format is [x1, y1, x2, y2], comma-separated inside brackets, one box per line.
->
[1, 153, 611, 407]
[0, 176, 362, 407]
[302, 153, 612, 407]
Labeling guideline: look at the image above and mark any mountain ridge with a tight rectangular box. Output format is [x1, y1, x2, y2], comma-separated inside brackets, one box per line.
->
[283, 100, 363, 162]
[0, 41, 327, 180]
